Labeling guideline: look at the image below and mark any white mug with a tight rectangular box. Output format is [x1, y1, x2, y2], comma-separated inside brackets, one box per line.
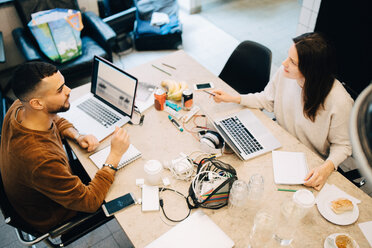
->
[144, 160, 163, 185]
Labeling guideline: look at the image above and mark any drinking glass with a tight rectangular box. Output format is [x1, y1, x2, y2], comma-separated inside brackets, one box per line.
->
[248, 174, 264, 201]
[249, 211, 274, 247]
[228, 180, 249, 209]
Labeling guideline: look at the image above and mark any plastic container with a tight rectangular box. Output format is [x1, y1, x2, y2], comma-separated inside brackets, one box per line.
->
[144, 160, 163, 185]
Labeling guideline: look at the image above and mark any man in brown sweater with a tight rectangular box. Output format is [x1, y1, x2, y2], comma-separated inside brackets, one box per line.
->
[0, 62, 130, 233]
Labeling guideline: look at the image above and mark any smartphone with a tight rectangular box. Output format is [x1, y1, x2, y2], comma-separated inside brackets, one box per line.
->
[102, 193, 137, 217]
[193, 82, 214, 90]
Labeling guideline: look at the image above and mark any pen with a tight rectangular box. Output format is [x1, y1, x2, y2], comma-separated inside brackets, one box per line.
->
[168, 115, 183, 132]
[152, 64, 172, 76]
[277, 188, 297, 192]
[203, 90, 216, 96]
[162, 63, 176, 70]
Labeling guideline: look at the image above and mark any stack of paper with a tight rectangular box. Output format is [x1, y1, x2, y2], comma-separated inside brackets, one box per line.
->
[272, 151, 309, 184]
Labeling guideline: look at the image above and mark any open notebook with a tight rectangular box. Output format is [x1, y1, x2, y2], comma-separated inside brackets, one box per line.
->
[89, 144, 142, 170]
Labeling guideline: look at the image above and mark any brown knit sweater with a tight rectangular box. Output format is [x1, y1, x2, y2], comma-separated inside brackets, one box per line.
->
[0, 100, 115, 233]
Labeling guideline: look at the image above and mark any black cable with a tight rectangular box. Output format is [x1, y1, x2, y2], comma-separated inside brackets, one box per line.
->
[159, 187, 191, 222]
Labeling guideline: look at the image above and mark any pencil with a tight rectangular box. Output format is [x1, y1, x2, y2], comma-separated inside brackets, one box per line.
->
[203, 90, 216, 96]
[152, 64, 171, 76]
[162, 63, 176, 70]
[277, 188, 297, 192]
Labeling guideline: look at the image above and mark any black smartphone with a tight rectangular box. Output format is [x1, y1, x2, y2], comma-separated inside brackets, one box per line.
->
[102, 193, 137, 217]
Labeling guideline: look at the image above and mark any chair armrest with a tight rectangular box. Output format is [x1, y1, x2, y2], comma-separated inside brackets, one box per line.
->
[82, 11, 116, 58]
[102, 6, 136, 23]
[12, 28, 41, 61]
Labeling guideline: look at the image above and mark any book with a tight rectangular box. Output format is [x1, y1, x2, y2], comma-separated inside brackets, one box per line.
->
[272, 151, 309, 185]
[89, 144, 142, 170]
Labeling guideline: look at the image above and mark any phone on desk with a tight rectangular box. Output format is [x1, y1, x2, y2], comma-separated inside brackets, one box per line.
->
[193, 82, 214, 90]
[102, 193, 137, 217]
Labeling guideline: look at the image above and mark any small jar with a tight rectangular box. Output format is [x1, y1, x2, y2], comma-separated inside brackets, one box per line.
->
[144, 160, 163, 185]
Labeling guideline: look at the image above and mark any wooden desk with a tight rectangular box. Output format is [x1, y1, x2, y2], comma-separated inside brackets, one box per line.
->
[68, 51, 372, 247]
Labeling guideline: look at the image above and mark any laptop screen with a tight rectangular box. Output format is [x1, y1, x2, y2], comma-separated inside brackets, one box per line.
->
[91, 56, 138, 117]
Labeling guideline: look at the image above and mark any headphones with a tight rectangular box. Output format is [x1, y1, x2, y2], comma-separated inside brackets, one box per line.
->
[198, 130, 225, 155]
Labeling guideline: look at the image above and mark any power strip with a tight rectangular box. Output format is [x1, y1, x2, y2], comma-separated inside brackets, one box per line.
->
[183, 105, 200, 123]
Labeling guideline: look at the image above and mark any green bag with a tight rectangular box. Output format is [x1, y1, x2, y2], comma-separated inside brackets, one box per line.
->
[28, 8, 83, 63]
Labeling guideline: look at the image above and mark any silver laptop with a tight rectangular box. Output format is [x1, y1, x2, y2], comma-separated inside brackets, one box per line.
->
[213, 109, 281, 160]
[59, 56, 138, 141]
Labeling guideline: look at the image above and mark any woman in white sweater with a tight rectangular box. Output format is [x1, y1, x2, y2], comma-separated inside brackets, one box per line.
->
[212, 32, 353, 190]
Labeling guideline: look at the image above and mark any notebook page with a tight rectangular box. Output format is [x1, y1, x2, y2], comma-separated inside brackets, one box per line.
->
[272, 151, 309, 184]
[89, 144, 141, 169]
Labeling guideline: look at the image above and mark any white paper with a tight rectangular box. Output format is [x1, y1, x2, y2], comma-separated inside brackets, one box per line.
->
[316, 183, 361, 205]
[145, 210, 234, 248]
[358, 221, 372, 246]
[272, 151, 309, 184]
[135, 82, 155, 113]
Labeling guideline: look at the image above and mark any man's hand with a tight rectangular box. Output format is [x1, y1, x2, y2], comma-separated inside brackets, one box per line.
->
[76, 134, 99, 152]
[106, 127, 130, 166]
[212, 90, 241, 104]
[304, 160, 335, 190]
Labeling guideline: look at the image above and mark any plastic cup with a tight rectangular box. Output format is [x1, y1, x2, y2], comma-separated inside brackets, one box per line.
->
[144, 160, 163, 185]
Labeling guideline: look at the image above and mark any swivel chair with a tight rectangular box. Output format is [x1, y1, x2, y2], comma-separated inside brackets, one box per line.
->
[11, 0, 116, 88]
[219, 40, 272, 94]
[0, 125, 113, 247]
[349, 83, 372, 190]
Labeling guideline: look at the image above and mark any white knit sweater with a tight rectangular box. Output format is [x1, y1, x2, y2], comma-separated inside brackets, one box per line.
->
[240, 66, 353, 168]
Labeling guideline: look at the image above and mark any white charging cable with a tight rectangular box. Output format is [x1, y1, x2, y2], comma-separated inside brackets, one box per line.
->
[163, 153, 194, 181]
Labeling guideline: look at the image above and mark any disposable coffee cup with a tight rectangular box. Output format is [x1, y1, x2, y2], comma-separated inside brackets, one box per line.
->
[144, 160, 163, 185]
[292, 189, 315, 219]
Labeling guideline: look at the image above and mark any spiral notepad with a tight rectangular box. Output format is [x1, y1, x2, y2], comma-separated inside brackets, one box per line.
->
[89, 144, 142, 170]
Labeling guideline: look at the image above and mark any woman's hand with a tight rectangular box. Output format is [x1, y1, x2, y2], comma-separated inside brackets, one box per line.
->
[304, 160, 335, 190]
[212, 90, 241, 104]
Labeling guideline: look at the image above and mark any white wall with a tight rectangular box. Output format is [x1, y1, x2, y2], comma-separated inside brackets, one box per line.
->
[296, 0, 321, 35]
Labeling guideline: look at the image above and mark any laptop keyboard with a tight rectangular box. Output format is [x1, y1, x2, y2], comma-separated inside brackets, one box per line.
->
[220, 116, 263, 155]
[77, 98, 121, 127]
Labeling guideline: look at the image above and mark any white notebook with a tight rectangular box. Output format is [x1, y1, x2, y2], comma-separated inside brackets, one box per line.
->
[272, 151, 309, 185]
[89, 144, 142, 170]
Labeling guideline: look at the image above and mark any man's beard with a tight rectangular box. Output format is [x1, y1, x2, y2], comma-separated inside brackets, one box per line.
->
[48, 102, 70, 114]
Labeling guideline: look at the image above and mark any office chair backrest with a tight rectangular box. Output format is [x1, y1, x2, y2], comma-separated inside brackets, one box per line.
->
[14, 0, 79, 28]
[0, 170, 42, 237]
[219, 40, 272, 94]
[350, 84, 372, 185]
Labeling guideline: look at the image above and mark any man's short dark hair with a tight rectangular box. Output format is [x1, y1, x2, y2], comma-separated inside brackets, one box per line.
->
[10, 61, 58, 101]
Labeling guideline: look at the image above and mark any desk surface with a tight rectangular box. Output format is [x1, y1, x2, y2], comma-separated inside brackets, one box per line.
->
[68, 51, 372, 247]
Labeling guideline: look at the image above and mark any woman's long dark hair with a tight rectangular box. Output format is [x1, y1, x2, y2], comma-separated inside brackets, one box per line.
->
[293, 32, 336, 122]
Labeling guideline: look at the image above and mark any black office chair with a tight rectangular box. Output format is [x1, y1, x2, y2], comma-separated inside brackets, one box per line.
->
[0, 140, 113, 247]
[98, 0, 137, 52]
[11, 0, 116, 88]
[219, 40, 272, 94]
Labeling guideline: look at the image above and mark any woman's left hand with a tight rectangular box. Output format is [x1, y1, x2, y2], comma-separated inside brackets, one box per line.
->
[304, 160, 335, 190]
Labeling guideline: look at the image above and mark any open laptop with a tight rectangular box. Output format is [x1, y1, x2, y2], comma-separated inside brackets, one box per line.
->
[212, 109, 281, 160]
[59, 56, 138, 141]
